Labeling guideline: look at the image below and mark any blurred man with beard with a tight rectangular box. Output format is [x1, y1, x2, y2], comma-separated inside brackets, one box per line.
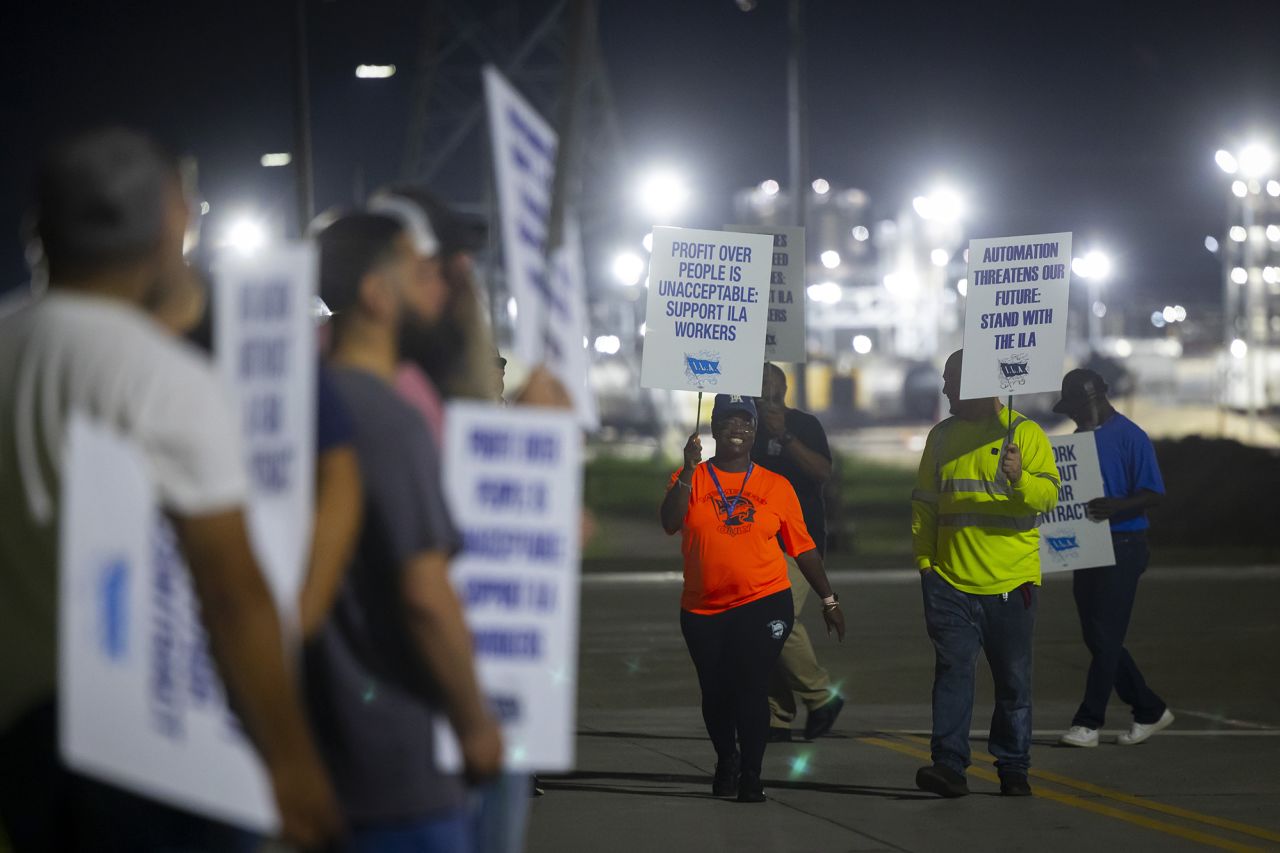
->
[309, 212, 502, 851]
[369, 188, 499, 406]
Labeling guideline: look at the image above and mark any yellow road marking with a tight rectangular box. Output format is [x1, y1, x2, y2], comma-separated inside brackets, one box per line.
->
[893, 733, 1280, 845]
[859, 737, 1264, 853]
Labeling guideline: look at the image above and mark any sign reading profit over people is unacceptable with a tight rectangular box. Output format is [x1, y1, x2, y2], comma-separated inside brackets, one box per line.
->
[959, 232, 1072, 400]
[1038, 433, 1115, 573]
[436, 401, 583, 771]
[725, 224, 806, 363]
[640, 226, 774, 397]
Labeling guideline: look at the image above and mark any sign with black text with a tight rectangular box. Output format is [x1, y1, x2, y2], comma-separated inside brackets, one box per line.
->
[725, 225, 806, 363]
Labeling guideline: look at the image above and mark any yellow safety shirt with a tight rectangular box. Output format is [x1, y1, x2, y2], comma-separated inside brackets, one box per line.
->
[911, 407, 1059, 594]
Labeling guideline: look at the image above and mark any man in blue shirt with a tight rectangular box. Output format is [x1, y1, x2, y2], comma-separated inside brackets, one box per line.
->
[1053, 369, 1174, 748]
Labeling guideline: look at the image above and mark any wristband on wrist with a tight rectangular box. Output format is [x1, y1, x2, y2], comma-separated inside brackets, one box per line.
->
[821, 593, 839, 608]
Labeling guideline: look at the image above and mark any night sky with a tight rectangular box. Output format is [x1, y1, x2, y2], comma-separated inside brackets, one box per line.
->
[4, 0, 1279, 313]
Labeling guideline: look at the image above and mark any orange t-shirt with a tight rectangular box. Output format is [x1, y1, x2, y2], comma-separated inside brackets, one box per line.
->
[668, 462, 816, 614]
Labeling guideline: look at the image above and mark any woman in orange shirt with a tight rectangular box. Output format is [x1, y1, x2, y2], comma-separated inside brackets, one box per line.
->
[660, 394, 845, 802]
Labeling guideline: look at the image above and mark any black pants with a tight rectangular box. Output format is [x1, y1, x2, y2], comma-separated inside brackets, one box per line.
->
[680, 589, 794, 776]
[1071, 532, 1167, 729]
[0, 701, 255, 852]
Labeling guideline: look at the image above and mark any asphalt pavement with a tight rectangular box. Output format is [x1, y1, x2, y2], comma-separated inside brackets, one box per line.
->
[529, 565, 1280, 853]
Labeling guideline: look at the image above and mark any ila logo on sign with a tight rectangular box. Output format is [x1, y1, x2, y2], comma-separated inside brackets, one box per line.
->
[683, 352, 722, 388]
[997, 355, 1029, 391]
[96, 556, 129, 661]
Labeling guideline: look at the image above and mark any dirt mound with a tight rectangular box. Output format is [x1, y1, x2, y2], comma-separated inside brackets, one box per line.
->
[1149, 437, 1280, 548]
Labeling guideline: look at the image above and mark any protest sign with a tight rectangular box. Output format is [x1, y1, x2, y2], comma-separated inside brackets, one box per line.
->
[725, 225, 806, 363]
[640, 226, 774, 396]
[484, 65, 596, 426]
[58, 247, 318, 831]
[214, 244, 317, 614]
[959, 232, 1072, 399]
[1038, 432, 1116, 573]
[59, 417, 278, 832]
[436, 401, 583, 771]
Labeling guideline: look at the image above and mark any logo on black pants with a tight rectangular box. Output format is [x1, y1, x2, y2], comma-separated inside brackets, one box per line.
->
[767, 619, 787, 640]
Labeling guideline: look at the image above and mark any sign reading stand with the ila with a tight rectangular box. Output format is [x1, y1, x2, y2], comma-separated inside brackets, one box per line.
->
[640, 226, 774, 397]
[959, 232, 1072, 399]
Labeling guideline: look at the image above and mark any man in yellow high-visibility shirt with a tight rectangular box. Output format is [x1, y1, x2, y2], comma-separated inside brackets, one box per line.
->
[911, 350, 1059, 799]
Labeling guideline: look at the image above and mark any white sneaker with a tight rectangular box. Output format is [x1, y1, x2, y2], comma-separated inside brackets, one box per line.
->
[1117, 709, 1175, 746]
[1059, 726, 1100, 747]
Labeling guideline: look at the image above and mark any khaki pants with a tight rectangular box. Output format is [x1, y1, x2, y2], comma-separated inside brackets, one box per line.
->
[768, 555, 837, 727]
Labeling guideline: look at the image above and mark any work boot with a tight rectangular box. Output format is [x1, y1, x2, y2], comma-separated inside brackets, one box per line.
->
[803, 695, 845, 740]
[914, 764, 969, 798]
[712, 752, 740, 797]
[999, 772, 1033, 797]
[737, 769, 766, 803]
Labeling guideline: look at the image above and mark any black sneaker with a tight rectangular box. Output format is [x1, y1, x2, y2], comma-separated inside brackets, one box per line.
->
[712, 753, 740, 797]
[803, 695, 845, 740]
[1000, 773, 1032, 797]
[767, 727, 792, 743]
[914, 764, 969, 798]
[737, 769, 766, 803]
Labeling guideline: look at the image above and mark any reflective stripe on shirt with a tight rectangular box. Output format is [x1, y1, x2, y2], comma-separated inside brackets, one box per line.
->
[937, 512, 1042, 531]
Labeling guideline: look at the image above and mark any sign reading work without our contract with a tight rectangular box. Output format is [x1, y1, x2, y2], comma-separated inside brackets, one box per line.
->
[959, 232, 1072, 400]
[640, 226, 774, 397]
[1038, 432, 1115, 574]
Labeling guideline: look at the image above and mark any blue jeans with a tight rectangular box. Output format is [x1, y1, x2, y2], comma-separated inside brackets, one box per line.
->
[344, 808, 473, 853]
[921, 570, 1037, 776]
[1071, 532, 1166, 729]
[471, 773, 531, 853]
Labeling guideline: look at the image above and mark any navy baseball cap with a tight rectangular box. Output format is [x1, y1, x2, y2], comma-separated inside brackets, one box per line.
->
[712, 394, 757, 422]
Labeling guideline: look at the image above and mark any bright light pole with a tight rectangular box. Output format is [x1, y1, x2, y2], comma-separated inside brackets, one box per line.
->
[1071, 250, 1112, 352]
[1217, 140, 1274, 435]
[636, 168, 690, 222]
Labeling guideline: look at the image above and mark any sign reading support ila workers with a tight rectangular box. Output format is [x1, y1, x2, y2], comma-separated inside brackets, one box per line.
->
[959, 232, 1072, 400]
[725, 225, 806, 363]
[1038, 432, 1116, 573]
[59, 417, 278, 832]
[640, 226, 774, 397]
[436, 401, 583, 771]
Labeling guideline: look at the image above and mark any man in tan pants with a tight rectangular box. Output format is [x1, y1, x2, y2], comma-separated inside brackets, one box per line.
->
[754, 364, 844, 741]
